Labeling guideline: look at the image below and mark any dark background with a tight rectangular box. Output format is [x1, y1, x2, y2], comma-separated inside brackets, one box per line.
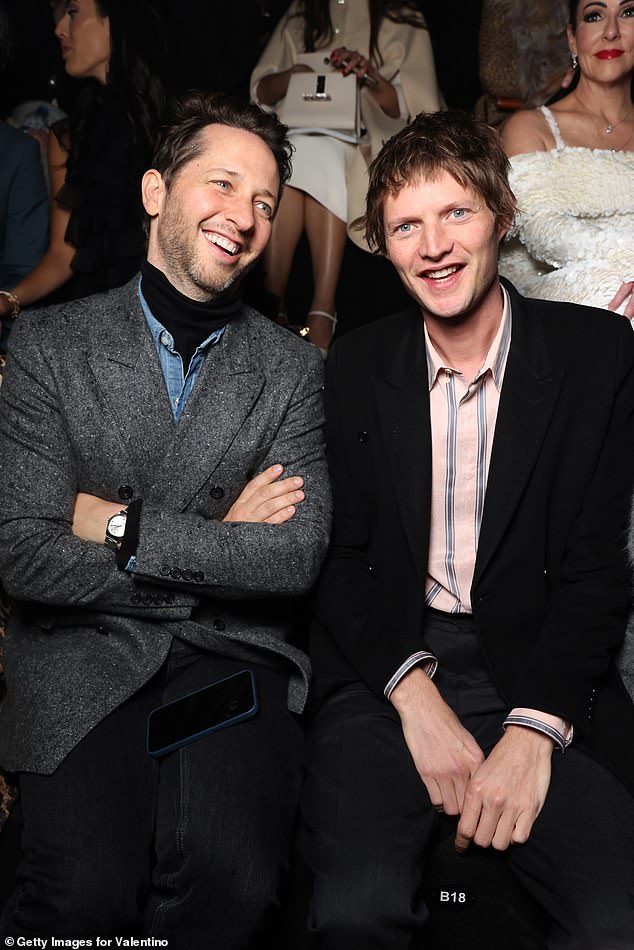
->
[0, 0, 484, 332]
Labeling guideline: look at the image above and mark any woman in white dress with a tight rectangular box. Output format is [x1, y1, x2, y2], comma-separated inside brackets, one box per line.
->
[499, 0, 634, 319]
[251, 0, 443, 352]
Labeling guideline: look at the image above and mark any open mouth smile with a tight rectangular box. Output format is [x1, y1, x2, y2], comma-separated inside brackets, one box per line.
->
[421, 265, 464, 282]
[204, 232, 241, 257]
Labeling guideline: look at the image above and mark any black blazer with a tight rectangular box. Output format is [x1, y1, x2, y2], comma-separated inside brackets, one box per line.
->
[313, 279, 634, 794]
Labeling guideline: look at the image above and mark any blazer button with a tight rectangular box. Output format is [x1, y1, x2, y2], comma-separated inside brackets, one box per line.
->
[159, 565, 170, 576]
[213, 618, 226, 631]
[170, 567, 182, 580]
[118, 485, 134, 500]
[357, 430, 369, 443]
[210, 486, 224, 499]
[182, 569, 193, 581]
[194, 571, 205, 582]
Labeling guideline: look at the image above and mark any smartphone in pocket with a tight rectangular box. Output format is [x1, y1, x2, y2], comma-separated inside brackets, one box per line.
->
[146, 669, 258, 757]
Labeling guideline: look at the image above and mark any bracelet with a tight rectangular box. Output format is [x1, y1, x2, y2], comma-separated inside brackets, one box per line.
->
[0, 290, 21, 318]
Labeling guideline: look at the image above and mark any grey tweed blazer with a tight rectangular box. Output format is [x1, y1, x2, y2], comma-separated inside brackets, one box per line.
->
[0, 278, 331, 774]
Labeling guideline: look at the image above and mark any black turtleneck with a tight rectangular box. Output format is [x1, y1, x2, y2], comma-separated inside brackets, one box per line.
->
[140, 261, 243, 372]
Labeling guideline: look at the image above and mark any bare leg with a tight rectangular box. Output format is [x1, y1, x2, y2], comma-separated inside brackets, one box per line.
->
[304, 195, 347, 352]
[262, 186, 306, 318]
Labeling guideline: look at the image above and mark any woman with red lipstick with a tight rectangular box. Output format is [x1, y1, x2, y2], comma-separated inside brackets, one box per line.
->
[0, 0, 167, 342]
[499, 0, 634, 319]
[251, 0, 443, 354]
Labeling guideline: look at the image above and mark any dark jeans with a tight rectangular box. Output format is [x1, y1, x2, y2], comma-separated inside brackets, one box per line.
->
[1, 640, 304, 948]
[302, 612, 634, 949]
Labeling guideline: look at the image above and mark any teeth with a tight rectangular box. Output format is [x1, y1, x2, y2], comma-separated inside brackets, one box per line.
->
[207, 233, 240, 256]
[425, 265, 460, 280]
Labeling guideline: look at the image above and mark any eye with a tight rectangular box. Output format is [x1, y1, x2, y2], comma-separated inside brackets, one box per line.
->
[395, 222, 413, 233]
[622, 4, 634, 16]
[450, 208, 470, 220]
[212, 180, 231, 190]
[255, 200, 273, 219]
[583, 10, 602, 22]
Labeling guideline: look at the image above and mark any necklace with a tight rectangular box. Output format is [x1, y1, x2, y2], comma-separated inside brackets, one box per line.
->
[591, 111, 634, 135]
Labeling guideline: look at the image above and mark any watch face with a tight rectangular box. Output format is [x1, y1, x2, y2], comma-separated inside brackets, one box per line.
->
[108, 513, 127, 538]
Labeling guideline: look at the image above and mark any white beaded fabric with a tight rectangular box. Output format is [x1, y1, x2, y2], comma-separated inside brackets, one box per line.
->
[499, 106, 634, 317]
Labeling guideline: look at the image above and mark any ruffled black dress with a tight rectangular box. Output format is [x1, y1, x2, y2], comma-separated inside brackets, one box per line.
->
[52, 87, 148, 301]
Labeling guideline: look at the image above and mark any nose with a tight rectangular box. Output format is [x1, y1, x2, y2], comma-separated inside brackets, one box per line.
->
[55, 13, 68, 39]
[226, 196, 255, 233]
[418, 221, 453, 262]
[604, 13, 621, 39]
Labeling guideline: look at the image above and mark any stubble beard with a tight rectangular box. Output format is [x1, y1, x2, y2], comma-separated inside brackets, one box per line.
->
[155, 207, 256, 302]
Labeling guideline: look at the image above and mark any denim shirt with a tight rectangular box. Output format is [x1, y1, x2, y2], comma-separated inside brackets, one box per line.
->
[138, 281, 225, 422]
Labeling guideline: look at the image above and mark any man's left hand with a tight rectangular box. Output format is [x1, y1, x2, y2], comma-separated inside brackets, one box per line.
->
[71, 492, 126, 544]
[454, 726, 554, 853]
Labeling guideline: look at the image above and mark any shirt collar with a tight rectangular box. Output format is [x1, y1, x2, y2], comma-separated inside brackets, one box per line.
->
[424, 283, 512, 392]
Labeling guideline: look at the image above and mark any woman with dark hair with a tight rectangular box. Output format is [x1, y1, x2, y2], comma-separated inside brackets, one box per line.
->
[250, 0, 443, 353]
[0, 0, 168, 339]
[499, 0, 634, 318]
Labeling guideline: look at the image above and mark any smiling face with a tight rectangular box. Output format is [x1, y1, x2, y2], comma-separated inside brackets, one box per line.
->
[568, 0, 634, 80]
[383, 170, 505, 327]
[143, 124, 280, 302]
[54, 0, 111, 84]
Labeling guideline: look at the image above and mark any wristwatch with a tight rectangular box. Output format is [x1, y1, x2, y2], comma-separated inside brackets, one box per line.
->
[105, 509, 127, 551]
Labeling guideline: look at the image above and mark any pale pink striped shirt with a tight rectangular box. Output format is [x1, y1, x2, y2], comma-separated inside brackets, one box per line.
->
[424, 290, 511, 613]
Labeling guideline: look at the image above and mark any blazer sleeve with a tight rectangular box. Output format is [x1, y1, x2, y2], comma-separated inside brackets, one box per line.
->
[0, 316, 197, 620]
[313, 340, 429, 697]
[130, 345, 332, 599]
[510, 317, 634, 719]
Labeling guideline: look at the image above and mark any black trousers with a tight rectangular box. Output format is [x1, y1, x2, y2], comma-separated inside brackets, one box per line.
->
[0, 639, 304, 948]
[302, 612, 634, 949]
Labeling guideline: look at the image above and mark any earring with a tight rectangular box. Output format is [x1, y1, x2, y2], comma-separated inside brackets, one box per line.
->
[571, 53, 578, 69]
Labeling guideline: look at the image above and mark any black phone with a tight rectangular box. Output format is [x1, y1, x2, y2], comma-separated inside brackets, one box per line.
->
[146, 669, 258, 757]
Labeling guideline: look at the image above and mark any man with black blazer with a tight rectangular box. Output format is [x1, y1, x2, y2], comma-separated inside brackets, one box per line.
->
[303, 111, 634, 947]
[0, 93, 330, 943]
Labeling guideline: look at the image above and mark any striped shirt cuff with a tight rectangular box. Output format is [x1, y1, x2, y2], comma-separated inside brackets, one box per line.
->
[503, 712, 573, 752]
[385, 652, 438, 700]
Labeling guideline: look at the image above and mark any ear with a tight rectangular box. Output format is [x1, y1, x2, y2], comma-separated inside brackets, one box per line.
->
[141, 168, 166, 218]
[566, 24, 577, 59]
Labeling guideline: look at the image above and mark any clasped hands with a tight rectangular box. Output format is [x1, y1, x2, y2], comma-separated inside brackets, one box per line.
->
[391, 668, 554, 853]
[71, 464, 305, 543]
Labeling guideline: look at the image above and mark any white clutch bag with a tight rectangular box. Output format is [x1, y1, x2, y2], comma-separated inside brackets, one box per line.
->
[279, 66, 361, 143]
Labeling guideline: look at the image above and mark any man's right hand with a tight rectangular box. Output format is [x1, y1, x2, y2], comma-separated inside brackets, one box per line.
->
[222, 464, 304, 525]
[390, 667, 484, 816]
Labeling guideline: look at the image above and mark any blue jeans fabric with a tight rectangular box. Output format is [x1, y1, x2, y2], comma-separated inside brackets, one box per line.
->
[1, 640, 304, 947]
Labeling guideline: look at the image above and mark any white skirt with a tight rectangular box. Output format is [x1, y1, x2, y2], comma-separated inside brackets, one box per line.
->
[287, 131, 356, 221]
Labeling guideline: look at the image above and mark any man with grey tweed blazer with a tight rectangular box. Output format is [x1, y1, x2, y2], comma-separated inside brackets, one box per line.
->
[0, 93, 331, 944]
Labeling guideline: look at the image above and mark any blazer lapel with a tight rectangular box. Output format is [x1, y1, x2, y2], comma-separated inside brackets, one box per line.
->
[87, 281, 176, 493]
[371, 310, 431, 574]
[149, 316, 265, 509]
[474, 285, 564, 585]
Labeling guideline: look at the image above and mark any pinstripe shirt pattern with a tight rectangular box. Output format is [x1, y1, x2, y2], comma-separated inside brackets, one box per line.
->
[424, 288, 512, 614]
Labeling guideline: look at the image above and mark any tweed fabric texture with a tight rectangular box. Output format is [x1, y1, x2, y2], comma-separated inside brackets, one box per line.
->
[0, 278, 331, 774]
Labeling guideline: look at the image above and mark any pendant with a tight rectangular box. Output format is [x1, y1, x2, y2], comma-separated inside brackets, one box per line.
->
[606, 125, 614, 134]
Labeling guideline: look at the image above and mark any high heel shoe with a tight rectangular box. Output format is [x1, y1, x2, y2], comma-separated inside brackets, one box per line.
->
[301, 310, 337, 358]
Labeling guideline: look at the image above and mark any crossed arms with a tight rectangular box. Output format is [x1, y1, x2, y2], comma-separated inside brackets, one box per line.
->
[0, 312, 331, 617]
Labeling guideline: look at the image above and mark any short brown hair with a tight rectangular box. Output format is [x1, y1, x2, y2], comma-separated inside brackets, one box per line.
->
[364, 110, 517, 255]
[151, 91, 294, 197]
